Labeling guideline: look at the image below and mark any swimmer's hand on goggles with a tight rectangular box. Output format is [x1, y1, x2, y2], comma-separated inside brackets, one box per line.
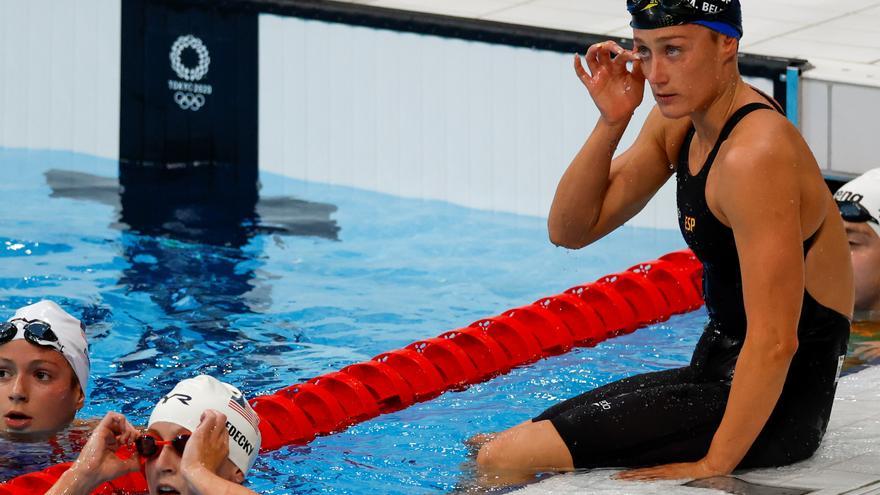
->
[178, 409, 232, 480]
[49, 412, 141, 493]
[574, 40, 645, 126]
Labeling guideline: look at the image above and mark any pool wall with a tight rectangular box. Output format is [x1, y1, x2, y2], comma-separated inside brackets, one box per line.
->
[0, 0, 822, 230]
[257, 12, 675, 222]
[0, 0, 120, 159]
[801, 76, 880, 176]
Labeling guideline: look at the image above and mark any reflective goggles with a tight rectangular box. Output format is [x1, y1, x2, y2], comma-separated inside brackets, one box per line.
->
[135, 432, 191, 459]
[837, 200, 880, 224]
[627, 0, 732, 17]
[0, 318, 64, 353]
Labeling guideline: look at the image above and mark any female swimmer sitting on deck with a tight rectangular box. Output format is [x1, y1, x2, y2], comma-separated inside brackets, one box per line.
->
[474, 0, 854, 483]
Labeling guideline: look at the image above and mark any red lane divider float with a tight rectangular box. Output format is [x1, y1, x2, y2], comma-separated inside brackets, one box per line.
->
[2, 249, 703, 494]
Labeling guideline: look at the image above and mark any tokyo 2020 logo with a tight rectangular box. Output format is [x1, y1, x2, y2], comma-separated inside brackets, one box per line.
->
[168, 35, 213, 111]
[170, 35, 210, 81]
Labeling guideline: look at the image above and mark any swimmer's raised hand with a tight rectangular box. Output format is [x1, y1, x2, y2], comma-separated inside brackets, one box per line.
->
[46, 412, 140, 495]
[574, 41, 645, 125]
[181, 409, 230, 478]
[181, 410, 257, 495]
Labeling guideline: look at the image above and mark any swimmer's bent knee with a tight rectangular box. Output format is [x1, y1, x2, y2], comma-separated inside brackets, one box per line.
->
[475, 420, 573, 472]
[476, 435, 517, 471]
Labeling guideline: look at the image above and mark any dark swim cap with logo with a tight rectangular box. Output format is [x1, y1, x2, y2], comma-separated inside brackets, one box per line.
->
[628, 0, 743, 39]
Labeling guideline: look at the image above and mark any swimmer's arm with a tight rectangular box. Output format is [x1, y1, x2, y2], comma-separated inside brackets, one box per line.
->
[548, 106, 680, 248]
[46, 470, 100, 495]
[704, 136, 805, 473]
[47, 412, 140, 495]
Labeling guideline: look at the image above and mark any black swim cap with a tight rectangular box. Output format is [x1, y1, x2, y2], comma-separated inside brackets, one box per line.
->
[628, 0, 743, 39]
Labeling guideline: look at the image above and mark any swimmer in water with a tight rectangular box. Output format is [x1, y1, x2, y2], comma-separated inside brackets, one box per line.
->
[47, 375, 261, 495]
[0, 300, 89, 442]
[835, 169, 880, 366]
[474, 0, 854, 483]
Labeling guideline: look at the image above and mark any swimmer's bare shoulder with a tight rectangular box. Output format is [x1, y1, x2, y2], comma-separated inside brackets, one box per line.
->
[726, 109, 802, 157]
[708, 110, 811, 223]
[712, 109, 827, 208]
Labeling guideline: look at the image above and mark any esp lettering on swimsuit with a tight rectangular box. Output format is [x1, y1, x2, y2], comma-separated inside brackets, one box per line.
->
[684, 216, 696, 232]
[226, 421, 255, 456]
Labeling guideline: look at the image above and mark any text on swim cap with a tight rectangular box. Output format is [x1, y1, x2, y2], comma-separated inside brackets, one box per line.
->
[687, 0, 731, 14]
[226, 421, 255, 456]
[834, 190, 864, 203]
[160, 393, 193, 406]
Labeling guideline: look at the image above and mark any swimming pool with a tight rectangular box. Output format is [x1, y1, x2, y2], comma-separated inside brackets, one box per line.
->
[0, 146, 709, 493]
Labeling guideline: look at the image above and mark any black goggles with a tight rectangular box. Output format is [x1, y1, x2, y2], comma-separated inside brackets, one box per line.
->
[135, 433, 191, 459]
[627, 0, 731, 16]
[837, 201, 880, 224]
[0, 318, 64, 352]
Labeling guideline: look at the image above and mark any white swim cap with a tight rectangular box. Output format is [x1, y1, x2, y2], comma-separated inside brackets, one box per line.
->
[148, 375, 261, 474]
[6, 300, 90, 396]
[835, 168, 880, 237]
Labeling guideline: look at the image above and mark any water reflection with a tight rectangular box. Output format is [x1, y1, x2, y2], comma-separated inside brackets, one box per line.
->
[0, 423, 92, 481]
[46, 169, 340, 245]
[45, 167, 341, 408]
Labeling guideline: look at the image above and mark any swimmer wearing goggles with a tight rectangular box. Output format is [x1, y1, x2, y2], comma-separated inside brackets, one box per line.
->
[0, 301, 89, 441]
[835, 169, 880, 317]
[475, 0, 853, 485]
[47, 375, 261, 495]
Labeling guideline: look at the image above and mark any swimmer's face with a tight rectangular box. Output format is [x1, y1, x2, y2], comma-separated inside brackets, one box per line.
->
[145, 421, 243, 495]
[845, 220, 880, 312]
[0, 339, 83, 441]
[633, 25, 738, 119]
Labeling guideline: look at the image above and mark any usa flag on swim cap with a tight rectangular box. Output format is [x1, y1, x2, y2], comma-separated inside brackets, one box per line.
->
[229, 395, 260, 432]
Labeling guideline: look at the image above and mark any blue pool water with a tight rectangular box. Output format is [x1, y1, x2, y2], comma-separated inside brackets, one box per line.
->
[0, 147, 703, 493]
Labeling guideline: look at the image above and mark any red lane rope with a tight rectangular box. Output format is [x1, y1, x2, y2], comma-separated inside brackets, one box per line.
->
[1, 249, 703, 495]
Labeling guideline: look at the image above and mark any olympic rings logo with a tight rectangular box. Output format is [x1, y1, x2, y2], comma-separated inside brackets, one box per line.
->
[169, 35, 210, 81]
[174, 91, 206, 111]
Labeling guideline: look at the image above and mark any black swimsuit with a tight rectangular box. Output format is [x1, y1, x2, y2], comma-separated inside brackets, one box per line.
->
[534, 92, 851, 469]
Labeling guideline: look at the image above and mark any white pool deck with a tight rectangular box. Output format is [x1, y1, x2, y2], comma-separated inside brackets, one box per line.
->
[337, 0, 880, 87]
